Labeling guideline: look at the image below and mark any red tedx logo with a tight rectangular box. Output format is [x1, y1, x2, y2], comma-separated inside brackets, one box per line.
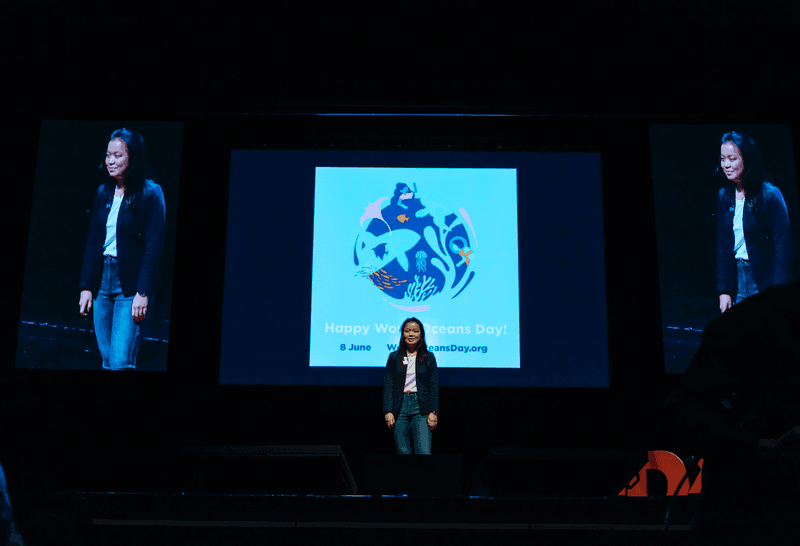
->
[619, 450, 703, 496]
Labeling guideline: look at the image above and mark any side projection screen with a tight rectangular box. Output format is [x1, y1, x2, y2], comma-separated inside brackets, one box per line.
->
[16, 120, 182, 372]
[650, 124, 800, 373]
[220, 150, 609, 387]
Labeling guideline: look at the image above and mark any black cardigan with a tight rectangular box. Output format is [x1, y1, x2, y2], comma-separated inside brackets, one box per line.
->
[383, 350, 439, 417]
[716, 182, 791, 296]
[80, 180, 166, 298]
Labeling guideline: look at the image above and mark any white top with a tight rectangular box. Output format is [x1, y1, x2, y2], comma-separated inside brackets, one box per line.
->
[733, 198, 749, 260]
[403, 354, 418, 393]
[103, 194, 123, 257]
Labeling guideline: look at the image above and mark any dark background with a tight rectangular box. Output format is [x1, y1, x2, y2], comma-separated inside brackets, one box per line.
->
[2, 0, 800, 524]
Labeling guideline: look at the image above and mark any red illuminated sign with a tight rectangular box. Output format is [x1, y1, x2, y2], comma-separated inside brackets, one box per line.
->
[619, 450, 703, 496]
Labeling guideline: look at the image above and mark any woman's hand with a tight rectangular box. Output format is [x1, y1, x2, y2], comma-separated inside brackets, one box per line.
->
[385, 413, 395, 429]
[79, 290, 93, 316]
[427, 413, 438, 430]
[132, 293, 149, 322]
[719, 294, 732, 313]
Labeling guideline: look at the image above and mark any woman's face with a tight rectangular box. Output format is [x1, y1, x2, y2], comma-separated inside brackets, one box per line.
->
[403, 321, 421, 348]
[720, 142, 744, 184]
[106, 139, 130, 180]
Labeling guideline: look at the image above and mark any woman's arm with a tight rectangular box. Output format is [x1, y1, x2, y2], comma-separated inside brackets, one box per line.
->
[767, 186, 791, 286]
[716, 187, 734, 297]
[79, 185, 107, 295]
[383, 353, 395, 418]
[426, 354, 439, 429]
[427, 354, 439, 410]
[135, 182, 166, 297]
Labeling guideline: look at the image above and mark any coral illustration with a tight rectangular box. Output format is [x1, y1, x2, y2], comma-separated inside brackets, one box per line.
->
[405, 275, 438, 302]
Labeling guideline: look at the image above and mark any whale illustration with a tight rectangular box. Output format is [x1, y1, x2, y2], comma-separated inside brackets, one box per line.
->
[355, 229, 421, 273]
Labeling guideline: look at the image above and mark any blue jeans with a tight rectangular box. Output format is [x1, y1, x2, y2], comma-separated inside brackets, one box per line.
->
[93, 257, 145, 370]
[394, 393, 432, 455]
[736, 259, 759, 304]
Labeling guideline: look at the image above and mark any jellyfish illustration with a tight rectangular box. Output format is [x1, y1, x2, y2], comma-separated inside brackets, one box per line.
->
[415, 250, 427, 272]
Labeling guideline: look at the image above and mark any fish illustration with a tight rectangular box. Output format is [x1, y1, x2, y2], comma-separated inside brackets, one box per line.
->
[367, 268, 406, 292]
[397, 214, 411, 223]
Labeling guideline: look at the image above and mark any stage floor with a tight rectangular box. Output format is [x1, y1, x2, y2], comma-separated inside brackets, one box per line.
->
[10, 490, 698, 546]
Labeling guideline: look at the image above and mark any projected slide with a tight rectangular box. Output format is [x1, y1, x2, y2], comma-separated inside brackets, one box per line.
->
[310, 167, 520, 368]
[220, 149, 608, 387]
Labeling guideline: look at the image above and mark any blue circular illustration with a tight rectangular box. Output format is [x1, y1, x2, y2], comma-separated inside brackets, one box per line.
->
[354, 182, 477, 311]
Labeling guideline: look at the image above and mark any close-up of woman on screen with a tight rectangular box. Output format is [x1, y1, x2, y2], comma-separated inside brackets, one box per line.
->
[717, 131, 791, 313]
[78, 128, 166, 370]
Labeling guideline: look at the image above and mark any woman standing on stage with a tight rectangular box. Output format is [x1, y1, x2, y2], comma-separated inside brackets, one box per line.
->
[717, 131, 791, 313]
[78, 128, 166, 370]
[383, 318, 439, 454]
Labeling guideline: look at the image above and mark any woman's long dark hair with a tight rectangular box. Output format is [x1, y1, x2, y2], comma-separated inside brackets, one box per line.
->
[716, 131, 767, 198]
[98, 128, 153, 198]
[398, 317, 428, 366]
